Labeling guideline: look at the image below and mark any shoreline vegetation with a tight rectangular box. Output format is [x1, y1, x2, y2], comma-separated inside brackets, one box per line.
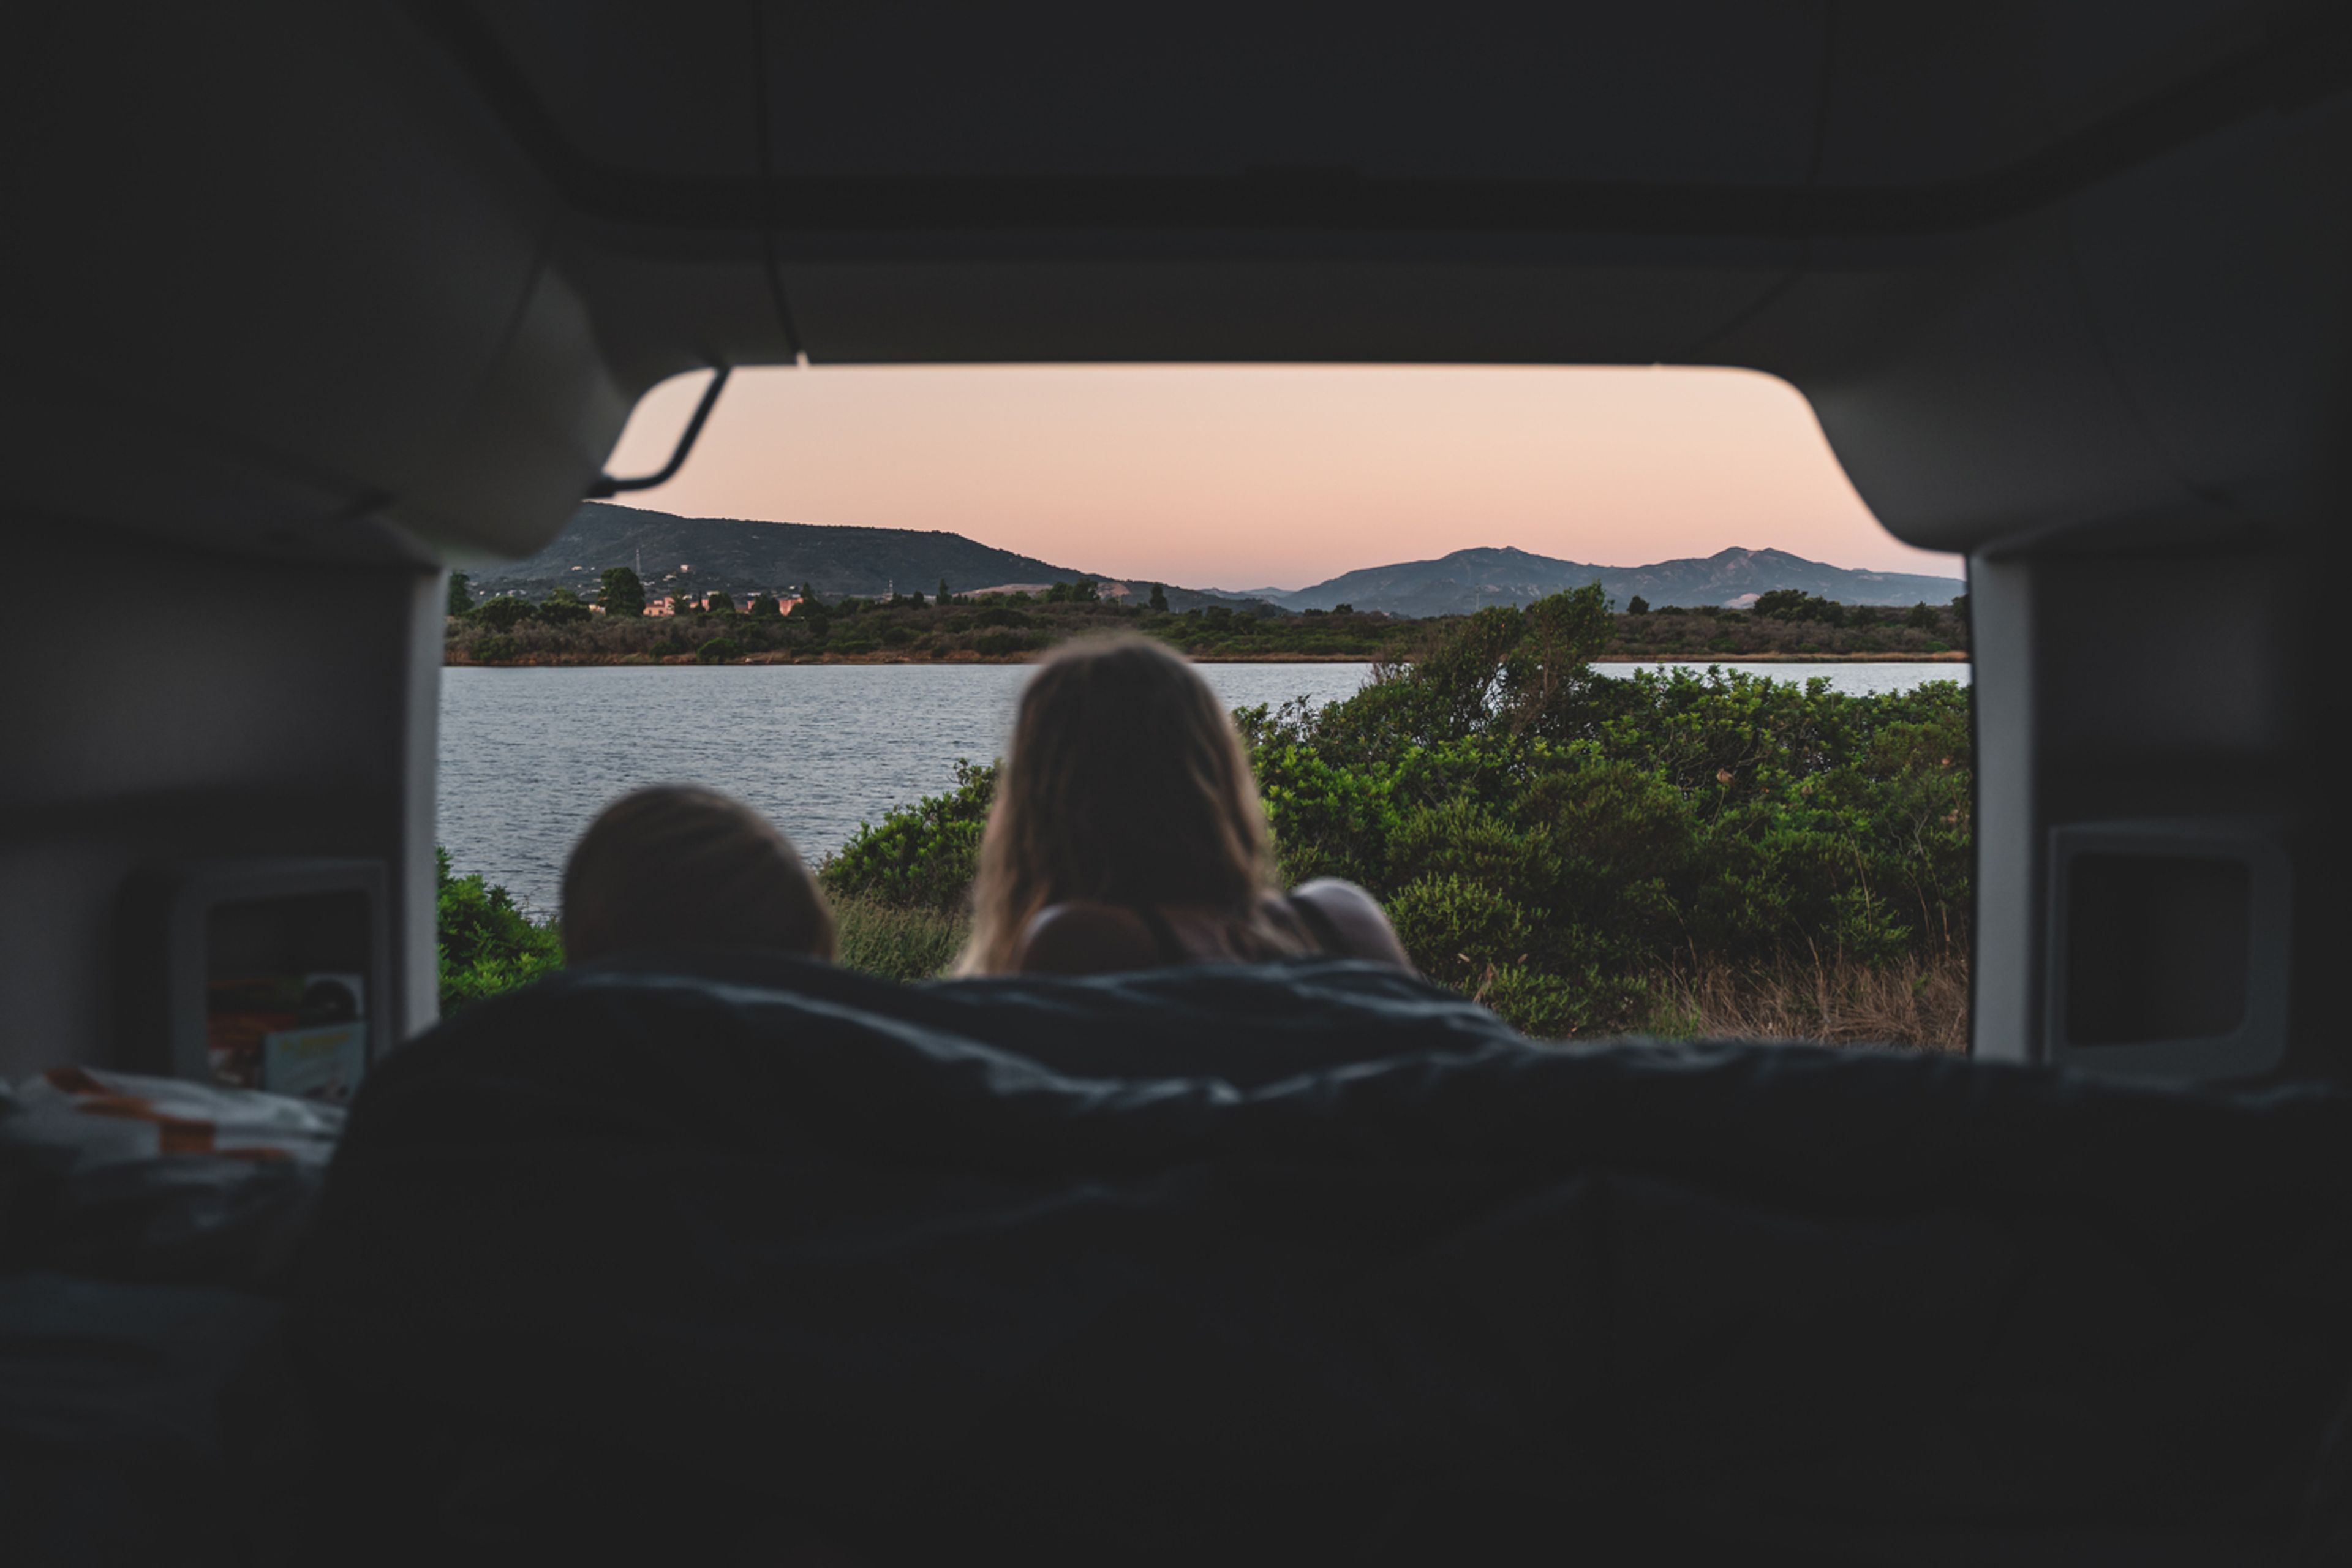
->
[443, 569, 1970, 668]
[441, 584, 1971, 1049]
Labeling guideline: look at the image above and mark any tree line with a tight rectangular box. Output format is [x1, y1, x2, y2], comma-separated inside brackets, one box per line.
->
[446, 568, 1967, 667]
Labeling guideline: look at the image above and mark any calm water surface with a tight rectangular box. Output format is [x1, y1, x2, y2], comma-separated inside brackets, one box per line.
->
[439, 660, 1970, 912]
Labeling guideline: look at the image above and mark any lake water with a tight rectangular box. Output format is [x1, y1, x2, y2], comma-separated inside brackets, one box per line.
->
[439, 660, 1970, 913]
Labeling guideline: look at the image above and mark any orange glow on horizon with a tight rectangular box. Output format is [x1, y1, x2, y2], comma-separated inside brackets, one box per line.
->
[603, 364, 1957, 590]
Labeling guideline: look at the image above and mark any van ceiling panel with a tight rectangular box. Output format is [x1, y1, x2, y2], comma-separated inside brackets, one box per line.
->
[441, 0, 2337, 232]
[754, 7, 1825, 186]
[12, 0, 2348, 565]
[2064, 100, 2352, 519]
[772, 251, 1803, 367]
[6, 1, 616, 563]
[472, 1, 1824, 187]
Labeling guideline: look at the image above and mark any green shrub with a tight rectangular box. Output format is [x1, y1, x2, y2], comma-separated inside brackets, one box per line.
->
[472, 633, 520, 663]
[1385, 873, 1537, 989]
[435, 848, 562, 1014]
[695, 638, 742, 663]
[648, 636, 687, 657]
[1472, 963, 1591, 1039]
[820, 760, 997, 912]
[974, 629, 1035, 657]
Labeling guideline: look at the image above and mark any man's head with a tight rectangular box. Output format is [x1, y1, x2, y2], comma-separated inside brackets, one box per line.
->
[562, 785, 835, 964]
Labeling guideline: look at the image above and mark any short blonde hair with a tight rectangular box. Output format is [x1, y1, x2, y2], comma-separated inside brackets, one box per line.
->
[562, 785, 835, 963]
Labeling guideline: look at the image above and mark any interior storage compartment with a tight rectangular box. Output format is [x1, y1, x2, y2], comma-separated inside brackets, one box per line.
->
[116, 859, 390, 1102]
[2048, 821, 2291, 1081]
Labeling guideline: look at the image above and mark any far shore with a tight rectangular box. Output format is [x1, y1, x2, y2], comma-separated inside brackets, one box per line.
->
[446, 648, 1970, 669]
[1594, 650, 1970, 664]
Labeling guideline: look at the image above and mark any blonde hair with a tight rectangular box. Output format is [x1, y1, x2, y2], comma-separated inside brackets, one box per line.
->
[563, 785, 835, 963]
[959, 635, 1295, 974]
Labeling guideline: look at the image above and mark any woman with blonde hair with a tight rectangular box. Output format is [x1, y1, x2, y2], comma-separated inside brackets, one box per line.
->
[958, 635, 1412, 977]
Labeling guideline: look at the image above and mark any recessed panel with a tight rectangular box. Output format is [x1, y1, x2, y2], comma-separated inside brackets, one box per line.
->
[2063, 853, 2248, 1045]
[2047, 820, 2290, 1082]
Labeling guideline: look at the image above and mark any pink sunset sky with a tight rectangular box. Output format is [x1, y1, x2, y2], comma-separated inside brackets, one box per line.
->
[604, 364, 1959, 591]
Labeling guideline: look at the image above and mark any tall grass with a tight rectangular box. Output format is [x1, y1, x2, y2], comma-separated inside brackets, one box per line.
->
[833, 893, 968, 983]
[1640, 949, 1969, 1051]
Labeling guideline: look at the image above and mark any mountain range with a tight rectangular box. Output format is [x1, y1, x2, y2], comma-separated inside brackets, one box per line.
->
[1243, 545, 1962, 616]
[471, 504, 1962, 618]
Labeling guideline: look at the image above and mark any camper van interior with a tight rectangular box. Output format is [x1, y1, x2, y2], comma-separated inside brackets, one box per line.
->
[6, 2, 2351, 1561]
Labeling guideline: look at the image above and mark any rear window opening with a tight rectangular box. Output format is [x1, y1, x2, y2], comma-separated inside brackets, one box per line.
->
[437, 364, 1970, 1049]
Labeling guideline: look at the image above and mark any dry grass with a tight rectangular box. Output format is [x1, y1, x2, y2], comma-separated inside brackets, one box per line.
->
[832, 894, 968, 983]
[830, 889, 1972, 1052]
[1643, 949, 1969, 1052]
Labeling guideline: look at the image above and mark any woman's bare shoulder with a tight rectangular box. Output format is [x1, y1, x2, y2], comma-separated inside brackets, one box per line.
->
[1287, 878, 1416, 972]
[1015, 901, 1163, 976]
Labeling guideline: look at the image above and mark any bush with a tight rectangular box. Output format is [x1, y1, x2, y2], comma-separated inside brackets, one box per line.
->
[472, 633, 520, 663]
[435, 848, 562, 1014]
[1242, 597, 1973, 1035]
[695, 638, 742, 663]
[1384, 873, 1536, 990]
[820, 760, 995, 913]
[648, 636, 688, 657]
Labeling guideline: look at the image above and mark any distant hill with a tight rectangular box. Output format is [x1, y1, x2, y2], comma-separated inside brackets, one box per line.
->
[470, 502, 1283, 614]
[1269, 545, 1964, 617]
[470, 502, 1098, 602]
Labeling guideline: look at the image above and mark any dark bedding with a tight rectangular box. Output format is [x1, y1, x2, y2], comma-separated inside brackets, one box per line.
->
[291, 954, 2352, 1562]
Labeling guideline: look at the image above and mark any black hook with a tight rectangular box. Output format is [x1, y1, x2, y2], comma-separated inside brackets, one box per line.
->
[588, 365, 732, 498]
